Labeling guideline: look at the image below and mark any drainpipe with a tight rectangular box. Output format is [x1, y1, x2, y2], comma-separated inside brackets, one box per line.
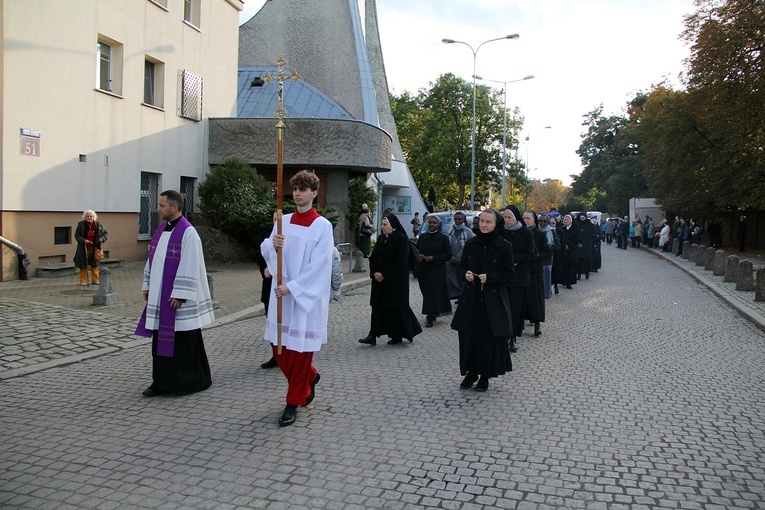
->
[0, 236, 30, 280]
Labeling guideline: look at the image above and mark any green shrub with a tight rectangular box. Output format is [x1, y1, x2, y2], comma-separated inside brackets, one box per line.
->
[198, 157, 275, 248]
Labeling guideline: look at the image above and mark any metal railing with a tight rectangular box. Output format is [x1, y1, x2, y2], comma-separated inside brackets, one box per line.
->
[0, 236, 31, 280]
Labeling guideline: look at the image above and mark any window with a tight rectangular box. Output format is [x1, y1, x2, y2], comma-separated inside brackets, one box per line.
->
[139, 172, 160, 238]
[180, 177, 197, 217]
[184, 0, 200, 28]
[54, 227, 71, 245]
[149, 0, 168, 8]
[143, 57, 165, 108]
[177, 69, 203, 121]
[96, 36, 123, 95]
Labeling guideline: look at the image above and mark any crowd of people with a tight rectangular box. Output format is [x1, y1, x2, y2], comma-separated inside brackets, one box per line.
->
[356, 206, 606, 393]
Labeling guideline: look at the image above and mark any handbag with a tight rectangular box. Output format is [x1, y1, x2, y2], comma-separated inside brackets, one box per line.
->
[94, 248, 105, 261]
[360, 224, 374, 236]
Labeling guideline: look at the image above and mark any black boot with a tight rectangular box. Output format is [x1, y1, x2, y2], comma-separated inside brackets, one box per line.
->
[460, 372, 478, 389]
[358, 334, 376, 346]
[278, 404, 297, 427]
[261, 356, 278, 369]
[509, 336, 518, 353]
[534, 322, 541, 337]
[475, 376, 489, 392]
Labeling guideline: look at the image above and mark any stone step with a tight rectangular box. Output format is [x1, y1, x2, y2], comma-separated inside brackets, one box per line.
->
[36, 259, 123, 278]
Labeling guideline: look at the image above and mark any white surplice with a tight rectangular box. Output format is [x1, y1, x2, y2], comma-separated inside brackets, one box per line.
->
[261, 214, 333, 353]
[142, 227, 215, 332]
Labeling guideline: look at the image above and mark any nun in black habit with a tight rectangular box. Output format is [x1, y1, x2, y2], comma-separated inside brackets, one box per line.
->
[500, 205, 536, 352]
[451, 209, 515, 392]
[358, 213, 422, 346]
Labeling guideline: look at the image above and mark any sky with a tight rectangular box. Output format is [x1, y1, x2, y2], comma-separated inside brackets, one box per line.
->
[240, 0, 696, 185]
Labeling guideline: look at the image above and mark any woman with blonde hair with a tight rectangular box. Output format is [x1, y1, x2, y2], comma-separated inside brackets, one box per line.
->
[74, 210, 108, 285]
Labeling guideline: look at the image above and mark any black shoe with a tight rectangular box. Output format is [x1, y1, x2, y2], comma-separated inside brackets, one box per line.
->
[534, 322, 542, 337]
[585, 273, 589, 280]
[278, 404, 297, 427]
[425, 316, 435, 327]
[576, 275, 581, 280]
[460, 372, 478, 389]
[261, 356, 278, 369]
[509, 336, 518, 353]
[304, 373, 321, 406]
[565, 284, 572, 289]
[592, 269, 598, 273]
[475, 376, 489, 392]
[358, 335, 376, 346]
[554, 284, 559, 295]
[387, 338, 403, 345]
[142, 386, 167, 398]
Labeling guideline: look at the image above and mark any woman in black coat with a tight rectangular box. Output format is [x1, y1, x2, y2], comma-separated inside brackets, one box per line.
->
[500, 205, 536, 353]
[74, 210, 108, 286]
[560, 214, 581, 289]
[522, 210, 548, 337]
[549, 215, 565, 294]
[451, 209, 515, 392]
[575, 213, 594, 279]
[359, 213, 422, 346]
[416, 215, 453, 327]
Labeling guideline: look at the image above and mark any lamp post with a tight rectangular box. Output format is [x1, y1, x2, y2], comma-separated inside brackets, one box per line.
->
[442, 34, 520, 211]
[523, 126, 552, 210]
[478, 75, 534, 207]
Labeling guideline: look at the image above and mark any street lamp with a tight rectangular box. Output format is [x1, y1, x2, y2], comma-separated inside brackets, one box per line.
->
[524, 126, 552, 210]
[442, 34, 520, 210]
[478, 75, 534, 206]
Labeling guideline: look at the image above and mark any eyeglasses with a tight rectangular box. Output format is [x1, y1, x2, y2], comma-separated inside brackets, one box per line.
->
[538, 219, 548, 223]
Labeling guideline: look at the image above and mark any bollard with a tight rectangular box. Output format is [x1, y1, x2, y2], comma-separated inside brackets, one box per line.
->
[207, 273, 220, 309]
[713, 250, 726, 276]
[755, 267, 765, 302]
[704, 247, 716, 271]
[688, 244, 698, 264]
[352, 250, 366, 273]
[735, 260, 754, 291]
[93, 268, 119, 306]
[695, 245, 707, 266]
[724, 255, 739, 283]
[681, 241, 691, 259]
[672, 238, 680, 255]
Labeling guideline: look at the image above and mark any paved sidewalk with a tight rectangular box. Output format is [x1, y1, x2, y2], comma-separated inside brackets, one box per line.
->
[642, 245, 765, 331]
[0, 256, 371, 379]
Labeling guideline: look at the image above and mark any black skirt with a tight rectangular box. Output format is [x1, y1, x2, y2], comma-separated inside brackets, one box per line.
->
[151, 329, 212, 393]
[369, 305, 423, 341]
[458, 294, 511, 378]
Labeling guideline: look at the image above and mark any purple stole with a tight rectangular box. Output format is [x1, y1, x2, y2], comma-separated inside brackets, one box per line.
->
[134, 217, 191, 357]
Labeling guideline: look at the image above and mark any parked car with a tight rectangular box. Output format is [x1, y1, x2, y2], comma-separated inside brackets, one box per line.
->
[416, 211, 477, 239]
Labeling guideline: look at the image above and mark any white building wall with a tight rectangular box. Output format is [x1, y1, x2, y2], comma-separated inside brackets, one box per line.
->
[1, 0, 242, 213]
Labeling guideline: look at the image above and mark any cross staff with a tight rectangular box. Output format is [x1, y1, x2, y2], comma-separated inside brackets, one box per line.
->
[262, 56, 300, 355]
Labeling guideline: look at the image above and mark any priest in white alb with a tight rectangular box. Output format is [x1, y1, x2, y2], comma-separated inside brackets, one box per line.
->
[135, 190, 214, 397]
[261, 170, 333, 427]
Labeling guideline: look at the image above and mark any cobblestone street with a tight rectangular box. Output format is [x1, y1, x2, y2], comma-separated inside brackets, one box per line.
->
[1, 247, 764, 509]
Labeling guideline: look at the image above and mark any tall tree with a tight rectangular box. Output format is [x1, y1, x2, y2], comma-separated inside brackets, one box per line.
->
[391, 74, 523, 209]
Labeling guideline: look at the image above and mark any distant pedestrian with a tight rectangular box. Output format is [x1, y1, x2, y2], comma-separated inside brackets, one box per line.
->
[135, 190, 213, 398]
[358, 203, 374, 258]
[738, 215, 747, 253]
[74, 210, 108, 286]
[446, 212, 475, 300]
[411, 212, 422, 237]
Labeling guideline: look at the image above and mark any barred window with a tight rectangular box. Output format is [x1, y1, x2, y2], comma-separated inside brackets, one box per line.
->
[177, 69, 202, 121]
[180, 176, 196, 217]
[139, 172, 160, 238]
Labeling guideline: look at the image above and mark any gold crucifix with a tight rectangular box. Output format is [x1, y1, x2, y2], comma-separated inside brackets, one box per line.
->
[260, 56, 300, 355]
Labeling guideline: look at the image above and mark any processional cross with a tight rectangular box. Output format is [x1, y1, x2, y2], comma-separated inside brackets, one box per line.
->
[261, 56, 300, 354]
